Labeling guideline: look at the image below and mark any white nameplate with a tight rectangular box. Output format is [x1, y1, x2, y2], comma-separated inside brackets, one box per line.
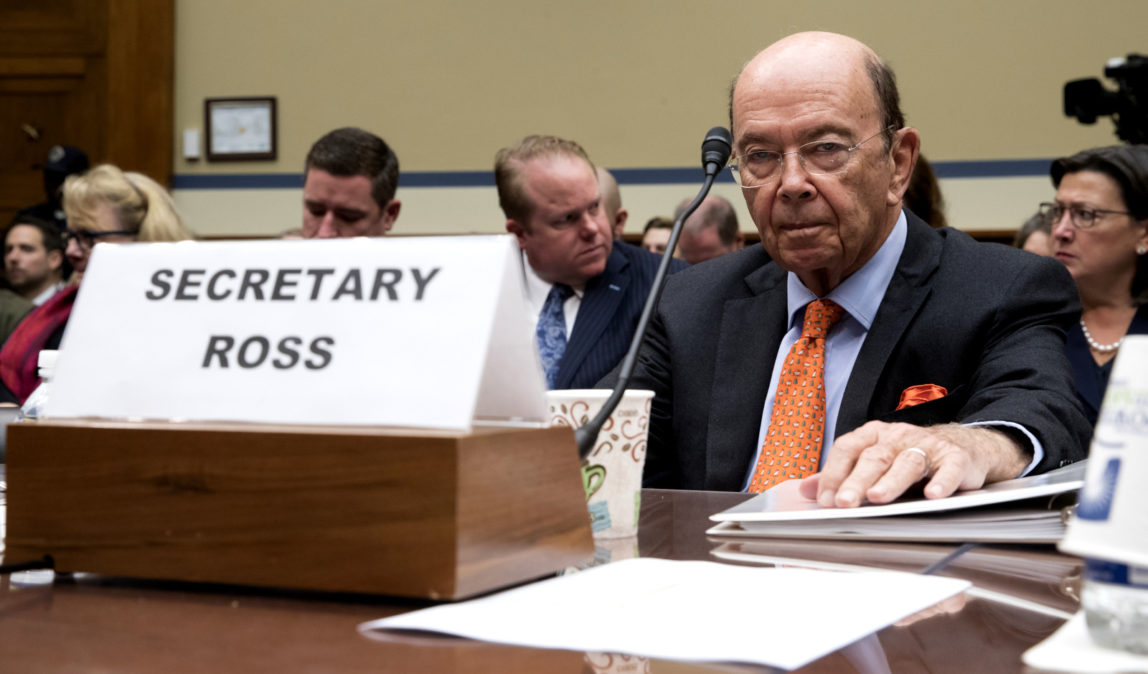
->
[46, 235, 547, 430]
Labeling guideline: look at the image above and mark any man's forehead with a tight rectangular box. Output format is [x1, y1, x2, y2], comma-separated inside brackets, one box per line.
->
[7, 224, 44, 246]
[520, 154, 597, 206]
[303, 170, 374, 202]
[684, 224, 721, 244]
[736, 63, 867, 110]
[749, 31, 873, 78]
[521, 153, 593, 181]
[733, 34, 877, 132]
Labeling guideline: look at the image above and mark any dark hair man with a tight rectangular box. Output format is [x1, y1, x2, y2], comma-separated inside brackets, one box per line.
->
[495, 135, 683, 390]
[623, 32, 1089, 503]
[302, 127, 401, 238]
[641, 216, 674, 254]
[4, 215, 66, 304]
[673, 195, 745, 264]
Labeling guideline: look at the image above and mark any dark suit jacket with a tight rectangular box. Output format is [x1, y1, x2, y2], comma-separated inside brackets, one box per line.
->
[1065, 303, 1148, 425]
[554, 242, 685, 390]
[628, 213, 1092, 491]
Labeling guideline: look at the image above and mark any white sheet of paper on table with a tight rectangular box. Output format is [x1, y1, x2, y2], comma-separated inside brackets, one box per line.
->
[359, 558, 970, 670]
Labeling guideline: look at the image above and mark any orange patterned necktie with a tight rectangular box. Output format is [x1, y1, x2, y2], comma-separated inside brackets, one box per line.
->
[748, 298, 846, 493]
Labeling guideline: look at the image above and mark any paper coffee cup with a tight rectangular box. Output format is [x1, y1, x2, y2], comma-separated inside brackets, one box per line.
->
[546, 389, 653, 539]
[583, 653, 651, 674]
[1061, 336, 1148, 566]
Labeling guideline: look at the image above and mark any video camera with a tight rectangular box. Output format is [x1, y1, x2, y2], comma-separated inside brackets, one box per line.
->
[1064, 54, 1148, 144]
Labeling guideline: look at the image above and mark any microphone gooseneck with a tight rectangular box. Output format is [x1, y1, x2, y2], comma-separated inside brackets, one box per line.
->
[574, 126, 733, 459]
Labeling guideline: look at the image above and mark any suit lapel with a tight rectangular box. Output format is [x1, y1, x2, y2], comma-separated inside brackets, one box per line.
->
[706, 261, 788, 489]
[556, 248, 629, 389]
[837, 215, 941, 435]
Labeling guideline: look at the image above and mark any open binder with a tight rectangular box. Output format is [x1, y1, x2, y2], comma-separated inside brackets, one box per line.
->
[708, 462, 1086, 544]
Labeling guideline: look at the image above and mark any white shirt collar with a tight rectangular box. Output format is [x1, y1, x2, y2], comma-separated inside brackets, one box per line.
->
[520, 251, 585, 308]
[30, 281, 66, 306]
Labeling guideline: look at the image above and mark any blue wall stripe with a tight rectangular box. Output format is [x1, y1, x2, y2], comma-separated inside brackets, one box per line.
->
[172, 158, 1056, 190]
[172, 173, 304, 189]
[931, 159, 1053, 179]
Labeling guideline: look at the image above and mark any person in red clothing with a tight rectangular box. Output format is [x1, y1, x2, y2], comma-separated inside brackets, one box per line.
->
[0, 164, 194, 403]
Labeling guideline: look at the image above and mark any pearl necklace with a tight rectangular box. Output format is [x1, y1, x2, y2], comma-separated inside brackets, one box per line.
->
[1080, 317, 1123, 353]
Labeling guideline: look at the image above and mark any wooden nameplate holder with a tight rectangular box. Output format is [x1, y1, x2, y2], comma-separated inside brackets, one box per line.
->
[4, 420, 594, 599]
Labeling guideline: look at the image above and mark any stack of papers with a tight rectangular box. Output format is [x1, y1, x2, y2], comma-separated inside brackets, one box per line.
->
[708, 463, 1086, 544]
[360, 558, 970, 670]
[711, 541, 1079, 621]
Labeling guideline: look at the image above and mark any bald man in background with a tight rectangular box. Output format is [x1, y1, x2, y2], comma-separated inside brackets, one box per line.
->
[597, 167, 630, 240]
[673, 195, 745, 264]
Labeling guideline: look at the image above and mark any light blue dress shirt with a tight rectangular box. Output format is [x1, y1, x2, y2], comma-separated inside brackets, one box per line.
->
[743, 211, 1042, 490]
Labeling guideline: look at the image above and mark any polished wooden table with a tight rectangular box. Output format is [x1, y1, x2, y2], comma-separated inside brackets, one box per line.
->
[0, 488, 1081, 672]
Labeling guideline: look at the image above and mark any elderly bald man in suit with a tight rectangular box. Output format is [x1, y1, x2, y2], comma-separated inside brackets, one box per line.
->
[625, 32, 1090, 506]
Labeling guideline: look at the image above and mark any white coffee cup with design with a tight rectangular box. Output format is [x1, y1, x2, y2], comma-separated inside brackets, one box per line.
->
[545, 389, 654, 539]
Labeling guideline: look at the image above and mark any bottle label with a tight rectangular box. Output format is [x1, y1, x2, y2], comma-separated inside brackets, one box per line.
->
[1076, 457, 1120, 521]
[1086, 559, 1148, 588]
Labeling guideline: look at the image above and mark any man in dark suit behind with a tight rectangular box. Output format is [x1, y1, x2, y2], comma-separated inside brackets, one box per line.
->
[629, 32, 1090, 505]
[495, 135, 682, 390]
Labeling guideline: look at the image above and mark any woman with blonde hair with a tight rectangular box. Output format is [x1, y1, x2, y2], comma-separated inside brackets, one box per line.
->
[61, 164, 194, 278]
[0, 164, 194, 403]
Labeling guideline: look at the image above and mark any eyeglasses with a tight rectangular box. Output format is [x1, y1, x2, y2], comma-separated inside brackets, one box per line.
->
[1039, 202, 1133, 230]
[729, 125, 895, 189]
[63, 229, 136, 249]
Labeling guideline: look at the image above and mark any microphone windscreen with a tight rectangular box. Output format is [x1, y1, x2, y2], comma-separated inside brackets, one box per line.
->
[701, 126, 733, 170]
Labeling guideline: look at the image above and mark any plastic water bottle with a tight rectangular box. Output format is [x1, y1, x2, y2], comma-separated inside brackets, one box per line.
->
[17, 350, 57, 421]
[1082, 558, 1148, 654]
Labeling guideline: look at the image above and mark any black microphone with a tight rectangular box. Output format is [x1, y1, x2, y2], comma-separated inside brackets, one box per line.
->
[574, 126, 733, 459]
[701, 126, 733, 177]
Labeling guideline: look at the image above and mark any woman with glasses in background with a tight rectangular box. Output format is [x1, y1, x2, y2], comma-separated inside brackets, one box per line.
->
[0, 164, 195, 403]
[61, 164, 193, 279]
[1045, 145, 1148, 424]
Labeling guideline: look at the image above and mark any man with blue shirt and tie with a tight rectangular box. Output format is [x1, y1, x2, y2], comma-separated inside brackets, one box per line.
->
[494, 135, 682, 390]
[627, 32, 1091, 505]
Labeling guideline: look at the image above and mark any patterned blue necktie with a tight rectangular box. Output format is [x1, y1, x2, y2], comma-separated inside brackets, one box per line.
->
[536, 283, 573, 389]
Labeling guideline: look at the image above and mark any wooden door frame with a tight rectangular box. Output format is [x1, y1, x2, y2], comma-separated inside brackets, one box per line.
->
[0, 0, 173, 188]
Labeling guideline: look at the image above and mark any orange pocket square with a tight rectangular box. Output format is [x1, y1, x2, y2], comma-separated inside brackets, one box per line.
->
[897, 384, 948, 410]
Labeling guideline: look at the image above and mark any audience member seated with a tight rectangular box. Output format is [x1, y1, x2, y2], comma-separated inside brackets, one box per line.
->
[0, 289, 32, 348]
[640, 216, 673, 254]
[903, 154, 949, 228]
[1015, 210, 1054, 256]
[0, 164, 194, 404]
[1045, 145, 1148, 424]
[673, 195, 744, 264]
[621, 31, 1089, 503]
[16, 145, 90, 233]
[596, 167, 629, 240]
[494, 135, 684, 390]
[302, 127, 401, 238]
[4, 215, 66, 305]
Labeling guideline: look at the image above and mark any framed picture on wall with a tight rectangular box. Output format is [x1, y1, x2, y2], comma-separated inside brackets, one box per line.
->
[205, 97, 277, 161]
